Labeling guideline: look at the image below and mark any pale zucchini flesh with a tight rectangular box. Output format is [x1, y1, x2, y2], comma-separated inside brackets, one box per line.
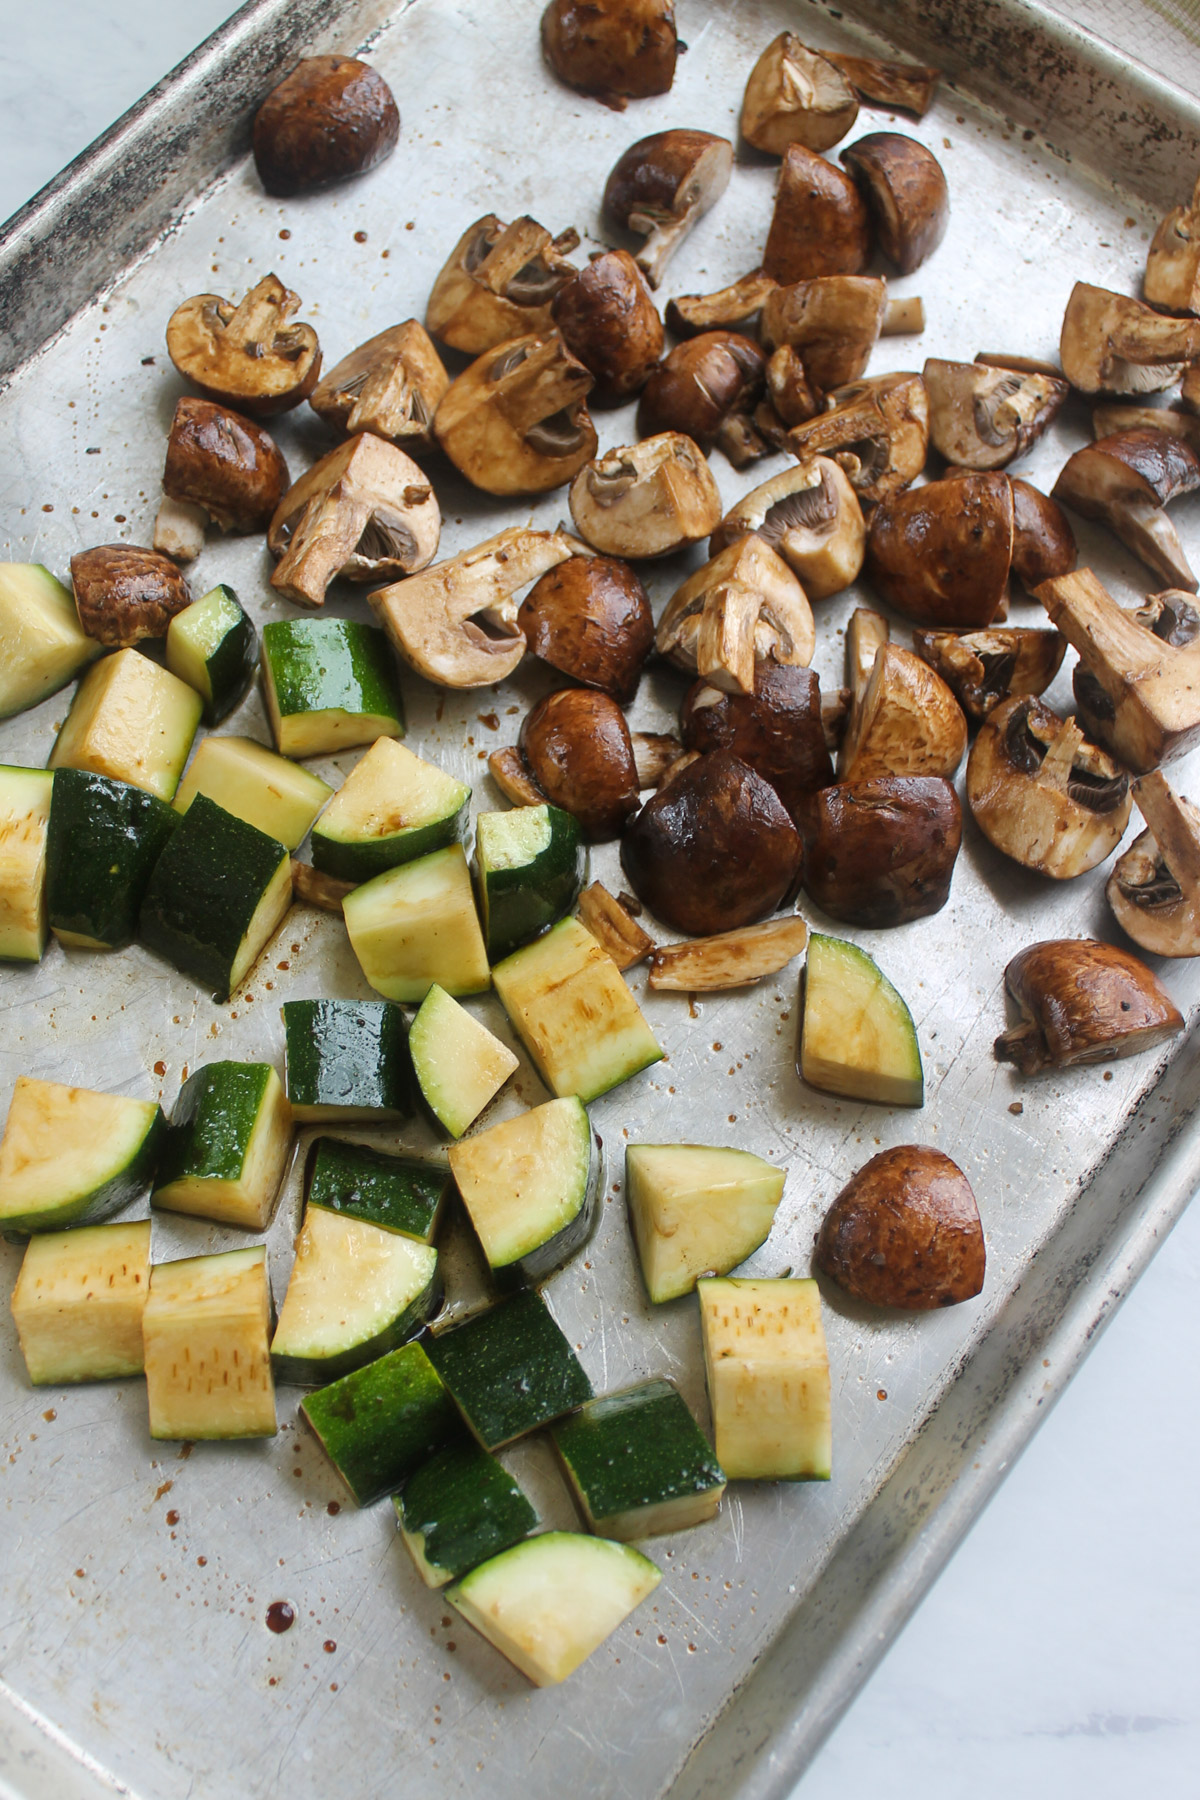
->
[311, 737, 469, 880]
[625, 1143, 784, 1303]
[0, 1076, 163, 1234]
[49, 649, 202, 801]
[10, 1220, 152, 1384]
[409, 984, 519, 1138]
[0, 563, 101, 720]
[698, 1276, 831, 1481]
[343, 843, 490, 1004]
[143, 1246, 276, 1440]
[173, 736, 331, 851]
[800, 932, 924, 1107]
[153, 1063, 293, 1230]
[0, 765, 53, 961]
[448, 1096, 597, 1279]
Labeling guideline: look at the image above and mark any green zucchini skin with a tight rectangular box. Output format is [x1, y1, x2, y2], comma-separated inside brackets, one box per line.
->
[448, 1098, 601, 1287]
[551, 1378, 726, 1539]
[475, 804, 586, 963]
[0, 1078, 166, 1235]
[282, 999, 414, 1120]
[261, 619, 405, 756]
[426, 1289, 593, 1450]
[156, 1061, 270, 1184]
[46, 769, 177, 950]
[305, 1136, 449, 1242]
[166, 584, 258, 725]
[395, 1441, 537, 1587]
[300, 1340, 460, 1506]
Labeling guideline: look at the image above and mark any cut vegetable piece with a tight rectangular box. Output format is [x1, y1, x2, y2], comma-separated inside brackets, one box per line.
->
[552, 1379, 725, 1539]
[474, 803, 586, 962]
[426, 1289, 593, 1449]
[697, 1276, 831, 1480]
[576, 881, 654, 970]
[45, 769, 176, 950]
[282, 998, 413, 1121]
[492, 916, 662, 1103]
[409, 984, 519, 1138]
[49, 648, 202, 801]
[261, 618, 405, 757]
[625, 1143, 785, 1303]
[311, 737, 469, 881]
[0, 562, 102, 719]
[165, 583, 258, 725]
[448, 1096, 598, 1282]
[648, 915, 809, 991]
[396, 1441, 538, 1587]
[448, 1533, 660, 1686]
[0, 765, 53, 961]
[800, 931, 923, 1106]
[0, 1076, 163, 1234]
[343, 843, 490, 1003]
[306, 1136, 449, 1242]
[174, 735, 331, 851]
[143, 1246, 276, 1440]
[153, 1062, 293, 1229]
[300, 1340, 460, 1506]
[10, 1220, 152, 1384]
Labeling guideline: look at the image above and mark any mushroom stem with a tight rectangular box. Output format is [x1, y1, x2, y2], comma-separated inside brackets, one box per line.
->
[1115, 495, 1198, 589]
[629, 207, 697, 289]
[273, 484, 374, 608]
[1033, 717, 1085, 792]
[153, 496, 208, 563]
[631, 732, 683, 788]
[224, 276, 298, 356]
[882, 296, 925, 335]
[1133, 770, 1200, 898]
[847, 607, 889, 704]
[488, 747, 548, 807]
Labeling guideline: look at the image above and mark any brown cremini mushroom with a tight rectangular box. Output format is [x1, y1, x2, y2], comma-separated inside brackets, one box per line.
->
[1091, 401, 1200, 453]
[541, 0, 677, 107]
[760, 276, 888, 391]
[866, 473, 1014, 627]
[637, 331, 767, 464]
[1051, 428, 1200, 590]
[780, 371, 929, 506]
[824, 52, 941, 117]
[518, 555, 653, 701]
[656, 538, 815, 695]
[70, 545, 191, 648]
[798, 776, 962, 927]
[816, 1146, 984, 1310]
[911, 627, 1066, 724]
[520, 689, 640, 840]
[762, 346, 823, 428]
[846, 606, 890, 703]
[1107, 771, 1200, 957]
[166, 274, 321, 417]
[680, 663, 834, 818]
[602, 130, 733, 288]
[840, 133, 949, 275]
[762, 143, 871, 282]
[709, 458, 866, 600]
[154, 397, 289, 562]
[433, 333, 597, 496]
[839, 640, 967, 784]
[664, 270, 779, 339]
[568, 432, 722, 558]
[923, 358, 1068, 469]
[267, 435, 440, 607]
[488, 747, 550, 808]
[939, 466, 1077, 591]
[253, 58, 398, 196]
[551, 250, 663, 404]
[1059, 282, 1200, 394]
[740, 35, 859, 155]
[995, 939, 1183, 1072]
[308, 321, 449, 454]
[1144, 176, 1200, 316]
[425, 215, 581, 355]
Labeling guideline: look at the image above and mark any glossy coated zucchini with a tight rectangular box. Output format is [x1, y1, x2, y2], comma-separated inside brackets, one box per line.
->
[448, 1096, 598, 1283]
[0, 1076, 163, 1234]
[300, 1340, 460, 1506]
[49, 648, 202, 800]
[165, 583, 258, 724]
[426, 1289, 592, 1450]
[311, 736, 469, 881]
[173, 735, 331, 851]
[343, 843, 490, 1003]
[395, 1442, 537, 1588]
[625, 1143, 784, 1303]
[153, 1061, 293, 1229]
[261, 618, 405, 757]
[409, 984, 519, 1138]
[0, 562, 101, 719]
[474, 803, 586, 962]
[305, 1135, 449, 1242]
[0, 765, 54, 961]
[282, 998, 413, 1121]
[552, 1378, 725, 1539]
[45, 769, 176, 950]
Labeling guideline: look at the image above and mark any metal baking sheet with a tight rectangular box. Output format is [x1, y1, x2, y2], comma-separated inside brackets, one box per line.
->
[2, 3, 1200, 1797]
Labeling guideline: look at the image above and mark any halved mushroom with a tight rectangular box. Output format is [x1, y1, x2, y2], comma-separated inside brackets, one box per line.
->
[267, 435, 440, 607]
[815, 1146, 983, 1310]
[1091, 401, 1200, 453]
[70, 545, 191, 648]
[866, 473, 1014, 627]
[965, 694, 1131, 877]
[680, 662, 834, 817]
[839, 641, 967, 783]
[923, 358, 1068, 469]
[840, 134, 949, 275]
[577, 881, 654, 969]
[762, 346, 822, 428]
[939, 466, 1077, 590]
[824, 52, 941, 117]
[636, 331, 767, 464]
[740, 35, 859, 155]
[433, 333, 597, 496]
[370, 526, 581, 689]
[308, 321, 450, 453]
[252, 57, 399, 196]
[846, 606, 890, 704]
[1059, 282, 1200, 394]
[154, 397, 289, 562]
[518, 554, 653, 700]
[709, 459, 866, 600]
[165, 274, 321, 417]
[551, 249, 663, 405]
[1144, 176, 1200, 316]
[488, 746, 549, 807]
[664, 270, 779, 338]
[656, 538, 815, 695]
[760, 276, 888, 391]
[994, 938, 1183, 1072]
[798, 775, 962, 927]
[602, 130, 734, 288]
[1107, 771, 1200, 957]
[520, 688, 640, 839]
[911, 627, 1065, 723]
[762, 143, 872, 282]
[648, 914, 810, 990]
[568, 432, 722, 558]
[541, 0, 677, 107]
[425, 215, 581, 354]
[780, 371, 929, 506]
[1051, 428, 1200, 589]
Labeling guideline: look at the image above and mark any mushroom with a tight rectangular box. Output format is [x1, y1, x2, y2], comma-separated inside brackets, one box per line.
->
[1059, 282, 1200, 394]
[1091, 401, 1200, 453]
[840, 134, 949, 275]
[708, 458, 866, 599]
[762, 346, 823, 427]
[838, 640, 967, 784]
[267, 435, 441, 607]
[602, 130, 734, 288]
[636, 331, 766, 464]
[779, 370, 929, 506]
[664, 270, 779, 338]
[370, 526, 582, 689]
[70, 545, 191, 648]
[488, 746, 550, 807]
[153, 397, 289, 563]
[680, 662, 834, 817]
[656, 538, 815, 696]
[815, 1146, 983, 1310]
[308, 321, 450, 453]
[994, 939, 1183, 1072]
[577, 881, 654, 969]
[846, 606, 890, 703]
[291, 862, 356, 915]
[798, 775, 962, 927]
[425, 215, 581, 354]
[520, 689, 640, 839]
[939, 466, 1077, 590]
[866, 473, 1014, 627]
[824, 52, 941, 117]
[648, 914, 810, 990]
[1107, 772, 1200, 957]
[165, 274, 321, 416]
[911, 627, 1066, 723]
[252, 57, 399, 196]
[551, 250, 663, 404]
[1051, 427, 1200, 589]
[433, 333, 597, 496]
[759, 276, 888, 391]
[762, 143, 871, 282]
[923, 358, 1068, 469]
[568, 432, 722, 557]
[1144, 175, 1200, 315]
[541, 0, 677, 107]
[965, 694, 1131, 877]
[518, 554, 653, 700]
[740, 35, 859, 155]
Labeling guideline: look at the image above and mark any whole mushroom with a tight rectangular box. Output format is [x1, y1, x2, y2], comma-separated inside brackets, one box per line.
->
[70, 546, 191, 648]
[866, 473, 1014, 627]
[815, 1146, 984, 1309]
[637, 331, 767, 464]
[252, 57, 400, 196]
[520, 689, 641, 839]
[541, 0, 677, 106]
[798, 776, 962, 927]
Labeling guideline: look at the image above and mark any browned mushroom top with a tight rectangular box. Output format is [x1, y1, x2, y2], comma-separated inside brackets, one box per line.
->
[995, 939, 1183, 1072]
[1052, 427, 1200, 591]
[252, 57, 399, 196]
[70, 545, 191, 648]
[519, 555, 653, 701]
[637, 332, 766, 455]
[166, 274, 321, 417]
[866, 473, 1014, 628]
[762, 143, 871, 283]
[161, 397, 288, 535]
[840, 133, 949, 275]
[680, 662, 834, 817]
[541, 0, 677, 105]
[520, 688, 640, 840]
[815, 1146, 983, 1309]
[604, 130, 734, 287]
[551, 249, 663, 404]
[760, 276, 888, 391]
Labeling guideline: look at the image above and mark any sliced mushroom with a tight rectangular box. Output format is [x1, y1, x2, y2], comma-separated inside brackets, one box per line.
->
[1059, 282, 1200, 394]
[1107, 771, 1200, 957]
[680, 662, 834, 817]
[1144, 175, 1200, 316]
[252, 58, 399, 196]
[923, 358, 1068, 469]
[995, 939, 1183, 1072]
[267, 435, 440, 607]
[433, 333, 597, 496]
[822, 685, 852, 755]
[882, 294, 926, 336]
[631, 733, 684, 787]
[551, 249, 663, 404]
[648, 914, 810, 989]
[708, 458, 866, 600]
[664, 270, 779, 338]
[815, 1147, 983, 1310]
[488, 746, 549, 807]
[518, 554, 653, 700]
[839, 642, 967, 783]
[70, 545, 191, 648]
[781, 371, 929, 506]
[911, 627, 1065, 723]
[763, 346, 822, 427]
[824, 52, 941, 117]
[155, 397, 289, 563]
[165, 274, 322, 417]
[866, 473, 1014, 627]
[656, 538, 815, 696]
[602, 130, 734, 288]
[637, 331, 767, 464]
[846, 606, 890, 704]
[1051, 428, 1200, 589]
[541, 0, 677, 107]
[762, 143, 871, 282]
[568, 432, 722, 558]
[308, 321, 449, 453]
[520, 689, 640, 840]
[798, 775, 962, 927]
[966, 694, 1131, 877]
[425, 215, 581, 353]
[840, 134, 949, 275]
[577, 881, 654, 969]
[760, 277, 888, 391]
[291, 861, 356, 914]
[740, 35, 858, 155]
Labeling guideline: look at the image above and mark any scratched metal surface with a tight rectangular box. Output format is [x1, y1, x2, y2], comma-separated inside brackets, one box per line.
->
[1, 1, 1200, 1797]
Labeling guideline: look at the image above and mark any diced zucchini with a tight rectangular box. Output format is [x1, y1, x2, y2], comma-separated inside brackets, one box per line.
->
[697, 1276, 831, 1481]
[311, 737, 469, 881]
[552, 1379, 725, 1539]
[49, 648, 202, 801]
[261, 618, 405, 757]
[800, 932, 924, 1107]
[448, 1097, 598, 1283]
[0, 563, 101, 719]
[143, 1246, 276, 1440]
[343, 843, 490, 1004]
[300, 1340, 460, 1506]
[153, 1061, 293, 1229]
[10, 1220, 152, 1384]
[625, 1143, 785, 1304]
[0, 1076, 163, 1234]
[165, 583, 258, 725]
[409, 984, 519, 1138]
[45, 769, 176, 950]
[173, 735, 331, 851]
[448, 1533, 661, 1686]
[0, 765, 53, 961]
[492, 916, 663, 1103]
[475, 804, 586, 962]
[396, 1442, 538, 1588]
[426, 1289, 592, 1450]
[138, 793, 292, 1000]
[282, 998, 413, 1122]
[306, 1136, 448, 1243]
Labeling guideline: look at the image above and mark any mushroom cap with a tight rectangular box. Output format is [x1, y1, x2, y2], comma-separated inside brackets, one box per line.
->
[762, 142, 872, 283]
[1009, 476, 1078, 588]
[740, 34, 859, 156]
[1052, 428, 1200, 588]
[162, 396, 289, 534]
[1143, 176, 1200, 316]
[267, 434, 441, 605]
[541, 0, 677, 103]
[760, 276, 887, 390]
[1059, 281, 1200, 394]
[425, 215, 581, 355]
[656, 536, 816, 695]
[815, 1145, 983, 1309]
[603, 128, 733, 230]
[838, 643, 967, 783]
[309, 320, 449, 450]
[923, 358, 1068, 469]
[709, 457, 866, 600]
[433, 332, 597, 496]
[824, 52, 941, 117]
[637, 331, 766, 449]
[166, 274, 321, 417]
[866, 473, 1014, 627]
[568, 432, 722, 558]
[680, 662, 834, 817]
[911, 626, 1065, 723]
[70, 545, 191, 648]
[840, 132, 949, 275]
[518, 554, 653, 700]
[520, 688, 640, 840]
[252, 57, 399, 196]
[995, 938, 1183, 1071]
[551, 249, 663, 404]
[798, 775, 962, 928]
[783, 371, 929, 505]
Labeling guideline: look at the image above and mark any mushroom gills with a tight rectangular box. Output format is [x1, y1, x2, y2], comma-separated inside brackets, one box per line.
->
[1107, 771, 1200, 956]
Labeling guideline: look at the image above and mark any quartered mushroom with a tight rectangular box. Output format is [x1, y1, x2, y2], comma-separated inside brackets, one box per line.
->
[762, 143, 871, 282]
[551, 249, 663, 404]
[636, 331, 767, 465]
[656, 537, 816, 695]
[838, 629, 967, 784]
[1059, 282, 1200, 394]
[708, 458, 866, 600]
[759, 276, 888, 391]
[824, 51, 941, 116]
[520, 688, 641, 840]
[780, 370, 929, 506]
[923, 358, 1068, 469]
[846, 605, 890, 703]
[647, 914, 810, 990]
[939, 466, 1077, 591]
[165, 274, 322, 417]
[602, 129, 734, 288]
[1091, 400, 1200, 452]
[252, 57, 399, 196]
[433, 333, 597, 496]
[70, 545, 191, 648]
[541, 0, 677, 107]
[840, 133, 949, 275]
[798, 775, 962, 927]
[1107, 771, 1200, 957]
[1144, 175, 1200, 316]
[154, 396, 289, 563]
[762, 345, 822, 428]
[815, 1146, 983, 1311]
[488, 746, 550, 808]
[267, 435, 440, 607]
[568, 432, 722, 557]
[911, 626, 1065, 723]
[308, 321, 449, 453]
[518, 554, 653, 701]
[994, 938, 1183, 1072]
[680, 662, 834, 818]
[1051, 427, 1200, 589]
[425, 215, 581, 354]
[576, 882, 655, 969]
[665, 270, 779, 338]
[866, 472, 1014, 627]
[740, 34, 859, 155]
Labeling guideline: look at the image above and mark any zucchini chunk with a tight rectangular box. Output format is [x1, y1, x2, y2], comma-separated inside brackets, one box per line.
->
[0, 765, 53, 961]
[474, 803, 586, 962]
[409, 983, 519, 1138]
[300, 1340, 460, 1506]
[306, 1136, 449, 1243]
[492, 916, 663, 1103]
[174, 735, 331, 851]
[153, 1061, 293, 1229]
[165, 583, 258, 724]
[625, 1143, 784, 1303]
[426, 1289, 592, 1450]
[311, 736, 470, 881]
[552, 1378, 725, 1539]
[271, 1206, 441, 1385]
[45, 769, 176, 950]
[447, 1533, 661, 1686]
[49, 648, 202, 800]
[343, 843, 490, 1003]
[0, 562, 101, 719]
[143, 1246, 276, 1440]
[10, 1219, 152, 1384]
[800, 931, 924, 1107]
[697, 1276, 831, 1481]
[261, 618, 405, 757]
[282, 998, 413, 1122]
[138, 794, 292, 1000]
[396, 1441, 538, 1588]
[0, 1076, 163, 1234]
[448, 1096, 598, 1283]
